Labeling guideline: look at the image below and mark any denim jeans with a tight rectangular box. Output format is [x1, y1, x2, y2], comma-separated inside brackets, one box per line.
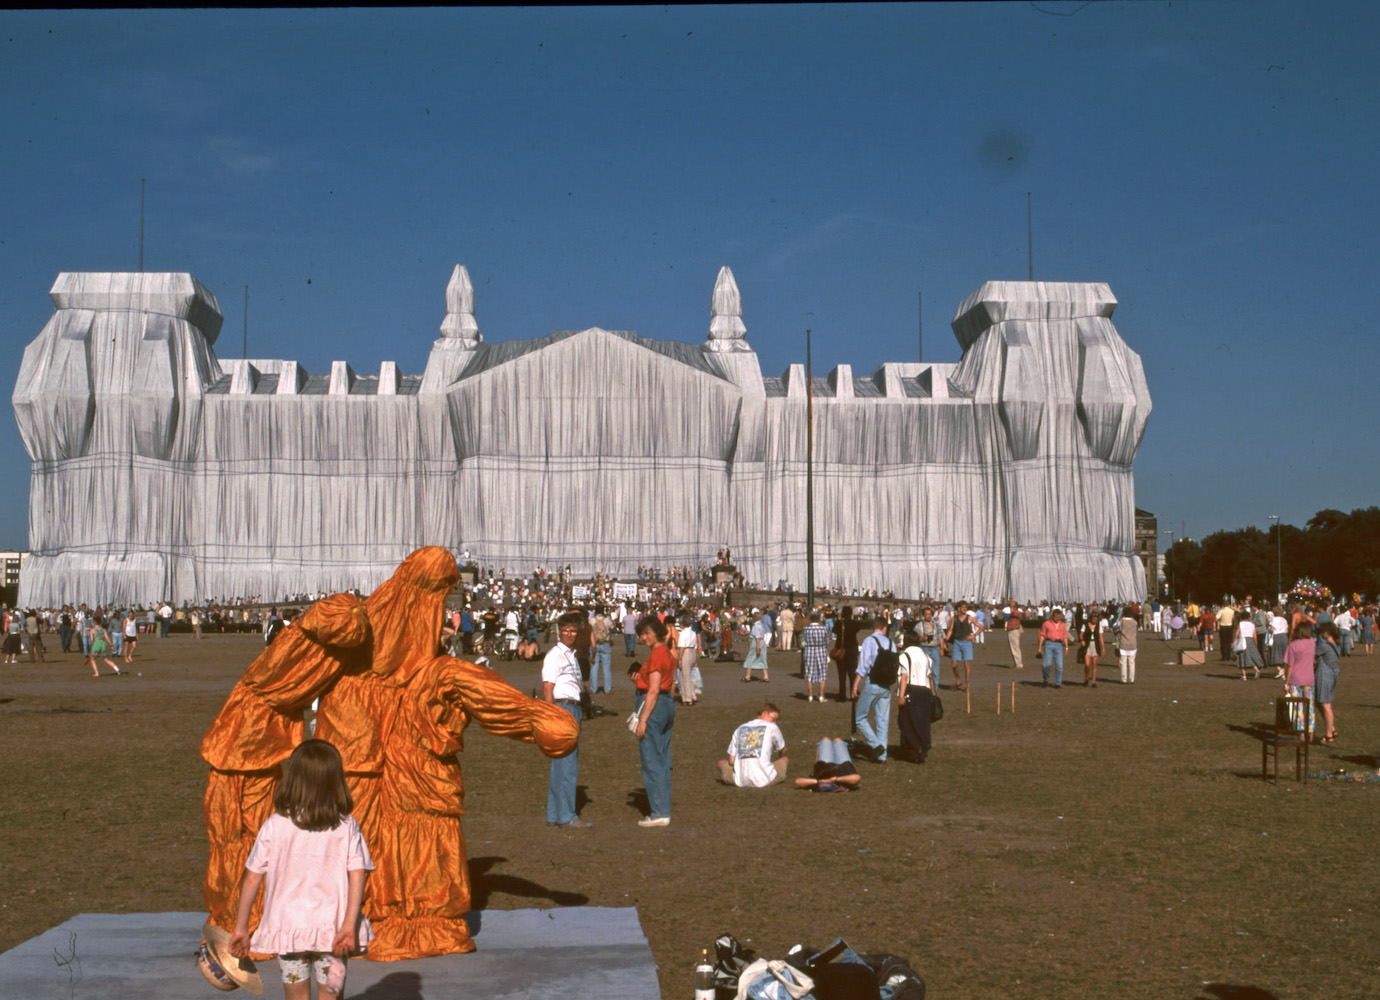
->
[624, 633, 636, 657]
[853, 679, 891, 759]
[923, 645, 942, 685]
[636, 692, 675, 818]
[817, 738, 852, 766]
[591, 642, 612, 692]
[1042, 643, 1064, 686]
[546, 701, 582, 824]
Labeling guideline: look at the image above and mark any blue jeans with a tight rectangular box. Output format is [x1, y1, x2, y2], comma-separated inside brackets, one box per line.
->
[636, 692, 675, 818]
[854, 679, 891, 759]
[950, 639, 973, 662]
[592, 643, 612, 692]
[817, 738, 852, 766]
[546, 701, 582, 824]
[159, 618, 170, 638]
[1042, 643, 1064, 686]
[624, 633, 636, 657]
[112, 631, 124, 655]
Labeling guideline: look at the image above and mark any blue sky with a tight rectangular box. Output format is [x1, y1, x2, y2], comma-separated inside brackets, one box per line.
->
[3, 3, 1377, 549]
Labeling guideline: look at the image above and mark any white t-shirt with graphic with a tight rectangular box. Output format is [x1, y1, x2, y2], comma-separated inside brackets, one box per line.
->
[727, 719, 785, 788]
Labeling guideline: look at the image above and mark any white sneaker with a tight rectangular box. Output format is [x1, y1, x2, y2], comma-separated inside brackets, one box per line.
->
[638, 816, 670, 828]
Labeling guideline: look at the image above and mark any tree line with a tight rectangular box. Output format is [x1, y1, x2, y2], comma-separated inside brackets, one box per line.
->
[1163, 507, 1380, 604]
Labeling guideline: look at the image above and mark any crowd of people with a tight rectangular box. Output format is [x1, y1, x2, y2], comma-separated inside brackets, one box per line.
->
[11, 576, 1366, 819]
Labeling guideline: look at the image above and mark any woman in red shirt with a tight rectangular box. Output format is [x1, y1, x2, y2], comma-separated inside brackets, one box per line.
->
[633, 616, 676, 828]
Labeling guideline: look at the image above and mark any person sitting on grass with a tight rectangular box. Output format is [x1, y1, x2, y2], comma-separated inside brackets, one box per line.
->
[717, 702, 789, 787]
[793, 738, 862, 793]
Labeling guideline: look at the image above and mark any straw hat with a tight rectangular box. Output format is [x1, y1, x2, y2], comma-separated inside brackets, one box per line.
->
[197, 922, 264, 995]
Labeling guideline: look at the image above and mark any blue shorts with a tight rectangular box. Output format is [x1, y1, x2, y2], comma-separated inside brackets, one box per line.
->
[951, 639, 974, 662]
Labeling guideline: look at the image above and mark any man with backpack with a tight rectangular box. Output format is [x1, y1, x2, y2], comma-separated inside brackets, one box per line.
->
[850, 616, 899, 763]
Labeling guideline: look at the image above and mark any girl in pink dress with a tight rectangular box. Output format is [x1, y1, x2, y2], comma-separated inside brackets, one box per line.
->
[229, 740, 374, 1000]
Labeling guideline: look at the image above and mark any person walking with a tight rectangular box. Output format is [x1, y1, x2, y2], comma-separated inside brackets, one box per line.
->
[742, 610, 770, 682]
[1116, 604, 1139, 685]
[1004, 602, 1024, 670]
[1038, 609, 1070, 688]
[850, 617, 898, 763]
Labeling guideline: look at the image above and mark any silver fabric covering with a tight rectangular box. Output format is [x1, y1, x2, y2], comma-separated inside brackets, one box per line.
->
[13, 269, 1150, 605]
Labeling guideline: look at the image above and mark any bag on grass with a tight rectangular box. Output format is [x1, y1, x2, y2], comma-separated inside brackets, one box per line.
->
[930, 694, 944, 723]
[714, 934, 755, 998]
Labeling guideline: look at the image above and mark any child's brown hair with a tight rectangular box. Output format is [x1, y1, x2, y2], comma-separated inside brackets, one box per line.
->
[274, 739, 353, 831]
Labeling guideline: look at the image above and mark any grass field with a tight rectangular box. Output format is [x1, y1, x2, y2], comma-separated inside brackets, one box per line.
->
[1, 630, 1376, 999]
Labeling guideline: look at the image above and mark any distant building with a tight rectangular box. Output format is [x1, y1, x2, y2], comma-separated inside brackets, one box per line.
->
[13, 269, 1151, 606]
[1134, 509, 1158, 599]
[0, 550, 25, 605]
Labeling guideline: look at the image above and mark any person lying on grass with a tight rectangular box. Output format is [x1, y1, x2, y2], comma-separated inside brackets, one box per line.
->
[793, 737, 862, 793]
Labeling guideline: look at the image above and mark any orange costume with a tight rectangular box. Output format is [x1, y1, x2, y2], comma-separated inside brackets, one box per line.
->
[200, 594, 370, 935]
[201, 547, 579, 962]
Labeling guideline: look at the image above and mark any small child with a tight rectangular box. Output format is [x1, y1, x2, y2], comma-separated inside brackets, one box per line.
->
[229, 740, 374, 1000]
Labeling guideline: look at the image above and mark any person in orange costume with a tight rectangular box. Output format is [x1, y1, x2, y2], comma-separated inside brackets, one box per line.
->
[312, 546, 580, 960]
[200, 593, 371, 937]
[363, 654, 579, 959]
[314, 547, 461, 862]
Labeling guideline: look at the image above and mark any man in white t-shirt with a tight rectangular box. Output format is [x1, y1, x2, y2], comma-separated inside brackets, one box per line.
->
[542, 614, 591, 828]
[717, 703, 789, 787]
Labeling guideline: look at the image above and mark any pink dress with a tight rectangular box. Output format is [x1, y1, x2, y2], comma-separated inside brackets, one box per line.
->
[246, 812, 376, 955]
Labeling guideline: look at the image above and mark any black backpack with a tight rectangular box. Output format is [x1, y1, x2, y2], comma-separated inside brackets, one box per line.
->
[868, 635, 900, 687]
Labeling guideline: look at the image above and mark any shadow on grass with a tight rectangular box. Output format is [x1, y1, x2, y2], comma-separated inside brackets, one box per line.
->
[353, 972, 424, 1000]
[1193, 985, 1280, 1000]
[625, 787, 650, 817]
[467, 856, 589, 910]
[1337, 753, 1380, 768]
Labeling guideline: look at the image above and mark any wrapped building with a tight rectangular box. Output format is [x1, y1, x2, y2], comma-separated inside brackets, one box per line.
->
[13, 266, 1150, 605]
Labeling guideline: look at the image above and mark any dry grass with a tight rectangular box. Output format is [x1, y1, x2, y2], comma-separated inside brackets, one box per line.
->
[1, 632, 1376, 999]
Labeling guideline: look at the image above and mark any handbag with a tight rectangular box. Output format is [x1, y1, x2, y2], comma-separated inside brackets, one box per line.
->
[1233, 635, 1247, 653]
[931, 693, 944, 722]
[626, 710, 641, 734]
[828, 645, 846, 664]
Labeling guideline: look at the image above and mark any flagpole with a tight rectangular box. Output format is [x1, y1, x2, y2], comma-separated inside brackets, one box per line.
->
[806, 328, 815, 611]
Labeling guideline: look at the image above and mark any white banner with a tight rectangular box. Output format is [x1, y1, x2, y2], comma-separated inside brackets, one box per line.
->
[613, 582, 638, 600]
[571, 584, 590, 599]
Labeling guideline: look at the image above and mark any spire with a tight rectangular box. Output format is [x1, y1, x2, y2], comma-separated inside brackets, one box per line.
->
[439, 264, 481, 346]
[706, 265, 749, 352]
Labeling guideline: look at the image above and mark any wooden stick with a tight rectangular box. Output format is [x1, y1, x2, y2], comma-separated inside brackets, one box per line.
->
[997, 682, 1001, 715]
[966, 684, 971, 714]
[1010, 680, 1015, 713]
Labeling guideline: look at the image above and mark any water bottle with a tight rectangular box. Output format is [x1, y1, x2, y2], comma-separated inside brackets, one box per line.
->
[693, 947, 715, 1000]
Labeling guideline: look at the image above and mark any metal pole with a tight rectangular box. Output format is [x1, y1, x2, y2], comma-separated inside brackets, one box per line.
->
[243, 285, 249, 359]
[917, 290, 922, 362]
[139, 178, 145, 273]
[806, 329, 815, 612]
[1162, 529, 1175, 600]
[1269, 515, 1281, 602]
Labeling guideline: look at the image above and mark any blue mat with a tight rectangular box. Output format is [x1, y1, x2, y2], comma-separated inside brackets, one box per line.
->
[0, 908, 659, 999]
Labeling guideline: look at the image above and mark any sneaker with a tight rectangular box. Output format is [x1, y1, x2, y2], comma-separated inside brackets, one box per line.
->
[638, 816, 670, 828]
